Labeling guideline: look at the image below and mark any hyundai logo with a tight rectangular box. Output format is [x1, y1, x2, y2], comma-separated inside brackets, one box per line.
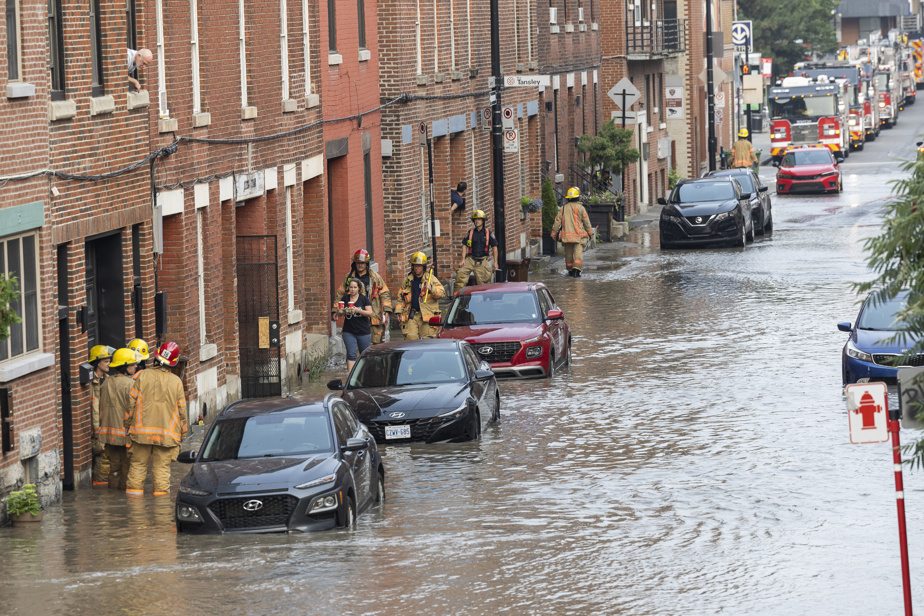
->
[695, 217, 703, 224]
[389, 412, 406, 418]
[242, 499, 264, 512]
[479, 346, 494, 355]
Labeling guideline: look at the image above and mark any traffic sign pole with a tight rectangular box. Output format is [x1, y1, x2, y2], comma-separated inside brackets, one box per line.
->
[705, 0, 716, 171]
[489, 0, 506, 282]
[889, 411, 913, 616]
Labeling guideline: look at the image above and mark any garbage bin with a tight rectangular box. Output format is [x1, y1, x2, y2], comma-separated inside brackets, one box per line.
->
[506, 258, 531, 282]
[752, 150, 762, 173]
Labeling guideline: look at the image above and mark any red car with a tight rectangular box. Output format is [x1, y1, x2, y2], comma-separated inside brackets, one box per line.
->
[435, 282, 571, 379]
[775, 145, 843, 194]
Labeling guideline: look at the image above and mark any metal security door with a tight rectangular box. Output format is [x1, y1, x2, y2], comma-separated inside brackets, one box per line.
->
[236, 236, 281, 398]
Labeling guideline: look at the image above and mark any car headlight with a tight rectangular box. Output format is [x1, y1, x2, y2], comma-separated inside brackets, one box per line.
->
[309, 493, 340, 514]
[846, 339, 873, 363]
[663, 214, 683, 223]
[820, 170, 838, 177]
[523, 334, 543, 344]
[879, 101, 886, 107]
[777, 174, 795, 180]
[439, 403, 468, 418]
[179, 484, 210, 496]
[176, 504, 203, 522]
[714, 211, 731, 221]
[296, 473, 336, 490]
[525, 346, 543, 359]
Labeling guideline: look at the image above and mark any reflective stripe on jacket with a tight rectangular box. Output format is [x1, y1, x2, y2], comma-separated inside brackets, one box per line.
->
[90, 375, 103, 435]
[333, 269, 392, 325]
[732, 139, 756, 167]
[126, 367, 188, 446]
[551, 202, 593, 243]
[466, 228, 491, 256]
[99, 373, 133, 446]
[394, 271, 444, 322]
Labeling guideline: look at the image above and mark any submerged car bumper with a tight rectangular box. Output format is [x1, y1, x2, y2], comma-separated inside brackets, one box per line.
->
[659, 218, 741, 246]
[176, 488, 344, 534]
[777, 176, 839, 193]
[367, 408, 473, 443]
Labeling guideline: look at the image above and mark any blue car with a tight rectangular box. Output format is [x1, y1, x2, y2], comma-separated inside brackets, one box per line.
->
[838, 290, 924, 385]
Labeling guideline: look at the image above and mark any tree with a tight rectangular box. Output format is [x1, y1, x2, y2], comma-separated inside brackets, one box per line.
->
[577, 119, 640, 180]
[738, 0, 839, 76]
[0, 274, 21, 342]
[541, 177, 558, 233]
[855, 155, 924, 468]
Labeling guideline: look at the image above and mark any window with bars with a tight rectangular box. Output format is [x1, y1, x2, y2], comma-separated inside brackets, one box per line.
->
[5, 0, 20, 80]
[0, 234, 40, 362]
[48, 0, 65, 99]
[90, 0, 105, 96]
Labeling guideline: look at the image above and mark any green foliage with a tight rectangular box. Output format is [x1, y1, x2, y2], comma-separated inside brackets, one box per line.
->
[521, 196, 543, 213]
[0, 274, 21, 343]
[304, 351, 329, 381]
[738, 0, 838, 75]
[668, 167, 681, 189]
[4, 484, 41, 516]
[855, 157, 924, 468]
[541, 177, 558, 233]
[577, 119, 640, 178]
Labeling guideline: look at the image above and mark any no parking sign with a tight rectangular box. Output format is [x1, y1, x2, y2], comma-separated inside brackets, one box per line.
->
[503, 129, 519, 153]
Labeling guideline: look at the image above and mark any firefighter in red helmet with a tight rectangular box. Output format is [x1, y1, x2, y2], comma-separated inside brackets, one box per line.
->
[124, 342, 188, 495]
[332, 249, 392, 345]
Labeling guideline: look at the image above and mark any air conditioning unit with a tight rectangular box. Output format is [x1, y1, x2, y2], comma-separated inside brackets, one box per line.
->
[549, 7, 557, 24]
[578, 7, 584, 22]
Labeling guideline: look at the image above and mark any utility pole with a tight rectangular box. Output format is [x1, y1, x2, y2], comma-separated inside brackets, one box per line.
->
[706, 0, 717, 171]
[489, 0, 507, 281]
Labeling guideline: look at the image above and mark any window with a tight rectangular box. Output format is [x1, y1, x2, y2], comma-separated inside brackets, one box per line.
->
[327, 0, 336, 53]
[0, 234, 40, 362]
[89, 0, 104, 95]
[285, 187, 295, 313]
[5, 0, 20, 80]
[658, 74, 663, 122]
[48, 0, 65, 99]
[191, 0, 201, 113]
[238, 0, 248, 108]
[156, 0, 168, 115]
[196, 209, 207, 344]
[644, 74, 651, 125]
[281, 0, 290, 100]
[125, 0, 137, 50]
[357, 0, 366, 49]
[302, 0, 312, 96]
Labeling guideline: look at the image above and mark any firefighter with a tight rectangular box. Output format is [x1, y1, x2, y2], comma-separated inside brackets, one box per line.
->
[124, 342, 188, 496]
[395, 252, 445, 340]
[332, 249, 393, 344]
[98, 348, 138, 490]
[551, 187, 594, 277]
[731, 128, 758, 168]
[88, 345, 113, 486]
[128, 338, 150, 370]
[453, 209, 499, 295]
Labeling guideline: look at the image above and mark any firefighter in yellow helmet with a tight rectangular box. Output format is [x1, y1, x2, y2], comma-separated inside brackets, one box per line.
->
[125, 342, 188, 495]
[453, 210, 499, 295]
[394, 252, 445, 340]
[88, 345, 114, 485]
[127, 338, 150, 370]
[732, 128, 758, 168]
[551, 187, 594, 277]
[98, 348, 138, 490]
[332, 249, 393, 345]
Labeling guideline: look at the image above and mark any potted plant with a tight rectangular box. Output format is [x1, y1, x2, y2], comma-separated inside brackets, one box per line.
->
[4, 483, 43, 524]
[520, 196, 542, 221]
[577, 119, 640, 225]
[540, 178, 559, 255]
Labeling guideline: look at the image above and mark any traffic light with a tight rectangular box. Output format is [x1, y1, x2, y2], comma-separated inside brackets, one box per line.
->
[741, 63, 752, 76]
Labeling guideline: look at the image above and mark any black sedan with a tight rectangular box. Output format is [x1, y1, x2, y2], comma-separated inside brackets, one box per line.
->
[702, 168, 772, 235]
[175, 394, 383, 534]
[328, 339, 500, 443]
[658, 177, 754, 249]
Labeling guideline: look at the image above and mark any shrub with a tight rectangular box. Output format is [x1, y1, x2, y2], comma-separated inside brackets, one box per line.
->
[4, 483, 41, 516]
[541, 177, 558, 232]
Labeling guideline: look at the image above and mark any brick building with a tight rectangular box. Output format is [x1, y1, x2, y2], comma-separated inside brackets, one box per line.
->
[377, 0, 544, 286]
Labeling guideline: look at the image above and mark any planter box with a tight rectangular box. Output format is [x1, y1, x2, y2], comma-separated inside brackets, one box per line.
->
[584, 202, 615, 242]
[10, 511, 43, 524]
[541, 232, 557, 256]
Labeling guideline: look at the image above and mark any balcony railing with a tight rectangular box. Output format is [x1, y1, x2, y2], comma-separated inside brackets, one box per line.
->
[626, 19, 686, 56]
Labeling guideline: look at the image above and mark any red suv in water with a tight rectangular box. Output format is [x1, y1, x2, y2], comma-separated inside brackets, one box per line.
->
[435, 282, 571, 379]
[775, 145, 843, 194]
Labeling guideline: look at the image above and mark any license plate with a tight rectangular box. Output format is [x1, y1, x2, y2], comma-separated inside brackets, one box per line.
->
[385, 425, 411, 440]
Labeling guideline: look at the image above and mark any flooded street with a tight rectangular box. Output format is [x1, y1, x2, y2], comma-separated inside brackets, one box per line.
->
[5, 115, 924, 614]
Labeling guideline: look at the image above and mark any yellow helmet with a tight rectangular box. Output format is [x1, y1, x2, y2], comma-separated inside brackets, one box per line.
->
[110, 348, 139, 368]
[88, 345, 114, 364]
[127, 338, 150, 361]
[738, 128, 749, 138]
[471, 209, 486, 220]
[565, 187, 581, 200]
[409, 252, 428, 266]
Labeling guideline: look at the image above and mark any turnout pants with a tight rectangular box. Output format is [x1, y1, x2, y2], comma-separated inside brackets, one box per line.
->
[402, 313, 437, 340]
[92, 439, 109, 485]
[105, 444, 131, 490]
[564, 242, 584, 272]
[453, 256, 493, 294]
[371, 324, 386, 345]
[126, 443, 179, 495]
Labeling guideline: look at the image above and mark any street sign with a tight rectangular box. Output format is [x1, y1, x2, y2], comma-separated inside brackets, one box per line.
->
[715, 108, 724, 125]
[503, 129, 519, 153]
[610, 110, 637, 124]
[504, 75, 551, 87]
[502, 106, 515, 129]
[761, 58, 773, 77]
[846, 382, 890, 444]
[698, 63, 727, 86]
[715, 91, 726, 108]
[418, 121, 427, 146]
[482, 107, 492, 130]
[607, 78, 641, 109]
[665, 86, 684, 119]
[732, 20, 752, 53]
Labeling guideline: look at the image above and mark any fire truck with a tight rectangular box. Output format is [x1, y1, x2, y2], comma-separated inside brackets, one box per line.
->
[768, 76, 851, 163]
[794, 64, 867, 150]
[910, 39, 924, 88]
[875, 64, 901, 127]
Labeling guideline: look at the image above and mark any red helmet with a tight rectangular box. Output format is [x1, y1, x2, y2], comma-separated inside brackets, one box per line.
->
[155, 341, 180, 367]
[353, 249, 371, 263]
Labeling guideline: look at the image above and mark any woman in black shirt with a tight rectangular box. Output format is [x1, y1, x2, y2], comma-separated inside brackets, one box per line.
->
[339, 279, 373, 371]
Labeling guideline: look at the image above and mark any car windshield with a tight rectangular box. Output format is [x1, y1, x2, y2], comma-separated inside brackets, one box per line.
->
[770, 94, 837, 119]
[348, 349, 467, 387]
[200, 412, 334, 461]
[447, 291, 541, 325]
[710, 172, 754, 192]
[876, 74, 890, 90]
[673, 182, 735, 202]
[781, 150, 832, 166]
[857, 293, 912, 331]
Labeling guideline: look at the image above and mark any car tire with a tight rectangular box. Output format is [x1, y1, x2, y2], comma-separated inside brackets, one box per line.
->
[341, 495, 356, 528]
[566, 337, 573, 366]
[746, 219, 755, 243]
[660, 238, 674, 250]
[764, 211, 773, 234]
[374, 470, 385, 504]
[755, 211, 765, 236]
[492, 391, 501, 422]
[465, 408, 481, 441]
[547, 351, 556, 378]
[837, 179, 843, 193]
[735, 221, 747, 248]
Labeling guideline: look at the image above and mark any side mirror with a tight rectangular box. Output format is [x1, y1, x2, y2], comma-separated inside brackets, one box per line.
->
[835, 156, 844, 164]
[341, 437, 369, 453]
[428, 316, 443, 326]
[479, 360, 491, 371]
[657, 197, 667, 205]
[759, 186, 769, 193]
[177, 450, 197, 463]
[739, 192, 752, 200]
[474, 369, 495, 381]
[327, 378, 344, 391]
[771, 160, 780, 167]
[547, 309, 564, 320]
[837, 322, 852, 332]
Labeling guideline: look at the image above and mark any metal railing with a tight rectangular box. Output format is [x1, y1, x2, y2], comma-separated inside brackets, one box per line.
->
[570, 164, 625, 222]
[626, 19, 686, 55]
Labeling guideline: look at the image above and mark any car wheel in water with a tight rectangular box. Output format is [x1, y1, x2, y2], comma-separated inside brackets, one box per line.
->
[547, 351, 556, 378]
[746, 219, 755, 242]
[755, 211, 765, 236]
[764, 211, 773, 234]
[375, 471, 385, 504]
[341, 495, 356, 528]
[735, 222, 746, 248]
[492, 392, 501, 422]
[566, 338, 573, 366]
[659, 238, 674, 249]
[466, 408, 481, 441]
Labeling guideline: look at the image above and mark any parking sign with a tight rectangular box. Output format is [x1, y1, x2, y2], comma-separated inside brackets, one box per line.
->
[732, 21, 752, 53]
